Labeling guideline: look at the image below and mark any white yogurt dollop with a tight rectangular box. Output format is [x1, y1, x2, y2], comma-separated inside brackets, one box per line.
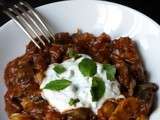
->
[40, 54, 123, 113]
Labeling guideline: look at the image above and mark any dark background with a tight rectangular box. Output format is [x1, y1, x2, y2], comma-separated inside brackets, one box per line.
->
[0, 0, 159, 26]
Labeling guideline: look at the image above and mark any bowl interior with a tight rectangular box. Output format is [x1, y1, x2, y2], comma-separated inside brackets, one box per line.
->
[0, 0, 160, 119]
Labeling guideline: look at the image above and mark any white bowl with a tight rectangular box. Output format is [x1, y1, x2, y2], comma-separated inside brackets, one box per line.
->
[0, 0, 160, 119]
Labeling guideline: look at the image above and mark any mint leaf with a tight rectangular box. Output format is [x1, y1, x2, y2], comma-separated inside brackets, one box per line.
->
[91, 77, 105, 101]
[67, 48, 80, 59]
[69, 98, 80, 106]
[103, 64, 116, 80]
[44, 79, 71, 91]
[53, 64, 66, 74]
[78, 58, 97, 77]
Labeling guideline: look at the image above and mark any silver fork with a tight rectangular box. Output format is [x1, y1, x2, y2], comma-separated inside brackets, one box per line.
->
[3, 1, 55, 49]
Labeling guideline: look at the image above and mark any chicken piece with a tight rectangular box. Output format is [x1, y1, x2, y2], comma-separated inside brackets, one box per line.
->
[109, 97, 147, 120]
[32, 53, 49, 72]
[111, 37, 146, 96]
[20, 95, 48, 119]
[72, 32, 96, 50]
[134, 83, 158, 113]
[98, 99, 120, 120]
[89, 33, 111, 63]
[5, 90, 22, 115]
[98, 97, 148, 120]
[55, 32, 71, 44]
[4, 54, 34, 88]
[49, 44, 65, 63]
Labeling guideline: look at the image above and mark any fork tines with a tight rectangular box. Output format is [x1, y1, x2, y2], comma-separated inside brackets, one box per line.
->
[3, 1, 55, 49]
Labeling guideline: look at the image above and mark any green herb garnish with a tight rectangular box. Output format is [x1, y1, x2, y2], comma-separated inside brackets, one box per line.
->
[91, 77, 105, 101]
[53, 64, 66, 74]
[78, 58, 97, 77]
[67, 48, 80, 59]
[69, 98, 80, 106]
[103, 64, 116, 81]
[44, 79, 71, 91]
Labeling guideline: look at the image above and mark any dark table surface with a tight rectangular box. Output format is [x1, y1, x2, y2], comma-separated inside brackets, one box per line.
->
[0, 0, 159, 27]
